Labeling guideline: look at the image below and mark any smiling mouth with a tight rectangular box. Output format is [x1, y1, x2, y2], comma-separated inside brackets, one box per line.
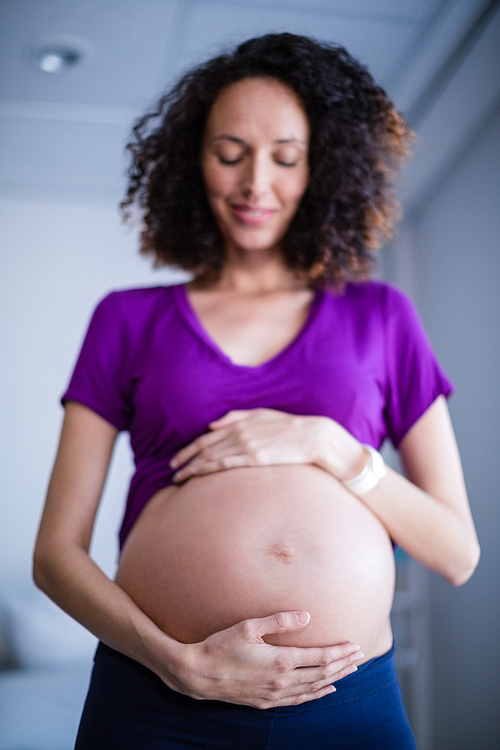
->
[230, 205, 277, 225]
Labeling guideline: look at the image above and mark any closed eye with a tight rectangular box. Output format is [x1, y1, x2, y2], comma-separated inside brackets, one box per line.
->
[218, 156, 243, 165]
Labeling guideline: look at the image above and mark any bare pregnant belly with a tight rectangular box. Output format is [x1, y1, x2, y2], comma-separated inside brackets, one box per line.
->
[116, 465, 395, 659]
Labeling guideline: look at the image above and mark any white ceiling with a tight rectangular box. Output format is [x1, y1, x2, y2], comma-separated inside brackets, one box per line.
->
[0, 0, 498, 212]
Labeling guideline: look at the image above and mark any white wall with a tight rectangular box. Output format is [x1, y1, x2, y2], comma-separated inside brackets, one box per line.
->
[413, 107, 500, 750]
[0, 197, 187, 586]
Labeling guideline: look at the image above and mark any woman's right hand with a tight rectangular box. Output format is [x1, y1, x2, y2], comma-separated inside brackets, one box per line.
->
[158, 611, 363, 709]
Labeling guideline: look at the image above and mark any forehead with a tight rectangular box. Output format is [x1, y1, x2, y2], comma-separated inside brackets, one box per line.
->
[205, 77, 310, 142]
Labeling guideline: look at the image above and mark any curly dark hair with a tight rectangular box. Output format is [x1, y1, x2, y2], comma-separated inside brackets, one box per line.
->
[121, 32, 413, 284]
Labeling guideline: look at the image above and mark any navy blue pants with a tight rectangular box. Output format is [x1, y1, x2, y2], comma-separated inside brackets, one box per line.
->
[74, 641, 416, 749]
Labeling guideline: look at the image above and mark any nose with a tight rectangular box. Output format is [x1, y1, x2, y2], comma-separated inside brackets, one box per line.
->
[240, 152, 271, 200]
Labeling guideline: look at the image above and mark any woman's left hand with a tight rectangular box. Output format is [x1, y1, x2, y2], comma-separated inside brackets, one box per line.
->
[170, 408, 365, 482]
[171, 409, 328, 482]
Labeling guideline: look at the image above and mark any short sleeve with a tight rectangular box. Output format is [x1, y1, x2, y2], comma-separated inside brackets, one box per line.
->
[61, 293, 133, 431]
[383, 286, 454, 447]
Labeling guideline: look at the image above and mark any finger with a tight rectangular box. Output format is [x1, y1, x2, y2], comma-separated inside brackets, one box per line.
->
[170, 442, 202, 469]
[250, 648, 362, 709]
[208, 410, 252, 429]
[248, 611, 311, 640]
[254, 683, 337, 709]
[285, 641, 362, 669]
[170, 429, 232, 468]
[270, 664, 358, 707]
[271, 684, 337, 707]
[173, 454, 251, 482]
[259, 652, 362, 707]
[290, 653, 363, 687]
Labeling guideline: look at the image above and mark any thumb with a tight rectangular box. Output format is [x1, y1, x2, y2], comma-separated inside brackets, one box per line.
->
[252, 611, 310, 639]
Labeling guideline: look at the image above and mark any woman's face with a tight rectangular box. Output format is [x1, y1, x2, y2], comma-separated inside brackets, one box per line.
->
[201, 77, 310, 259]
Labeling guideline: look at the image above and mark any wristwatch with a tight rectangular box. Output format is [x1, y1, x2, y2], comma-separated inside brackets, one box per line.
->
[343, 444, 386, 494]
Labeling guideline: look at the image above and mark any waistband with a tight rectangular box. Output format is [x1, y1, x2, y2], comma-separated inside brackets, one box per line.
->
[93, 640, 397, 715]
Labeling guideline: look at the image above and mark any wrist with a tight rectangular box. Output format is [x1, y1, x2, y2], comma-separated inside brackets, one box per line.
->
[139, 627, 187, 687]
[314, 418, 367, 480]
[343, 445, 386, 494]
[341, 444, 372, 482]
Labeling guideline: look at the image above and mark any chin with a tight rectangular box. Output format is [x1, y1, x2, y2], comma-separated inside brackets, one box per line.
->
[223, 228, 290, 257]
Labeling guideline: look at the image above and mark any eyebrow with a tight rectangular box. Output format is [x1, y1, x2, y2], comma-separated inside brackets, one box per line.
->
[212, 135, 307, 146]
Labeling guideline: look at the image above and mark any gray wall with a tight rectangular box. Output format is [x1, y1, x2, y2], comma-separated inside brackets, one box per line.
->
[414, 107, 500, 749]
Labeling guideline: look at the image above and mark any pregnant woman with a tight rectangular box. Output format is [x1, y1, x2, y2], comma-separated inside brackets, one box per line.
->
[33, 33, 480, 749]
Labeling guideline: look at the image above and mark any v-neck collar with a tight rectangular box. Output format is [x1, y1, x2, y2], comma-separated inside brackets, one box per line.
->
[174, 283, 325, 371]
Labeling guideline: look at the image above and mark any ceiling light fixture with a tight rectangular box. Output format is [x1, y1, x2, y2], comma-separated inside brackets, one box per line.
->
[28, 34, 93, 74]
[31, 45, 82, 73]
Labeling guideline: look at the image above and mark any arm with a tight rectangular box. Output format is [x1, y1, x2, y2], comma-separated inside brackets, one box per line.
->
[346, 396, 480, 586]
[34, 402, 183, 677]
[171, 399, 480, 586]
[34, 401, 362, 708]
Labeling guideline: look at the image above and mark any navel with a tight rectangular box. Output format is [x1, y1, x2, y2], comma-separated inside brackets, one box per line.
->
[268, 543, 296, 563]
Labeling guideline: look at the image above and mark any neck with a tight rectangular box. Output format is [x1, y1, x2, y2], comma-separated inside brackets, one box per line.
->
[197, 247, 308, 295]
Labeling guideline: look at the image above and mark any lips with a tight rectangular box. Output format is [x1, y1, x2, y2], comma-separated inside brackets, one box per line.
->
[230, 204, 277, 226]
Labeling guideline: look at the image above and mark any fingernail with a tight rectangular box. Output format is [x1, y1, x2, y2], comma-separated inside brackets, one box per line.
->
[294, 611, 309, 624]
[356, 653, 364, 660]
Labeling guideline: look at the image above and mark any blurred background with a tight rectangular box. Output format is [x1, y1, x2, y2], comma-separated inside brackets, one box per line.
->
[0, 1, 499, 748]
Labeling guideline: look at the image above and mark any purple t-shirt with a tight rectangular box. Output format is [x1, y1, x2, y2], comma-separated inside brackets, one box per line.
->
[62, 281, 453, 548]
